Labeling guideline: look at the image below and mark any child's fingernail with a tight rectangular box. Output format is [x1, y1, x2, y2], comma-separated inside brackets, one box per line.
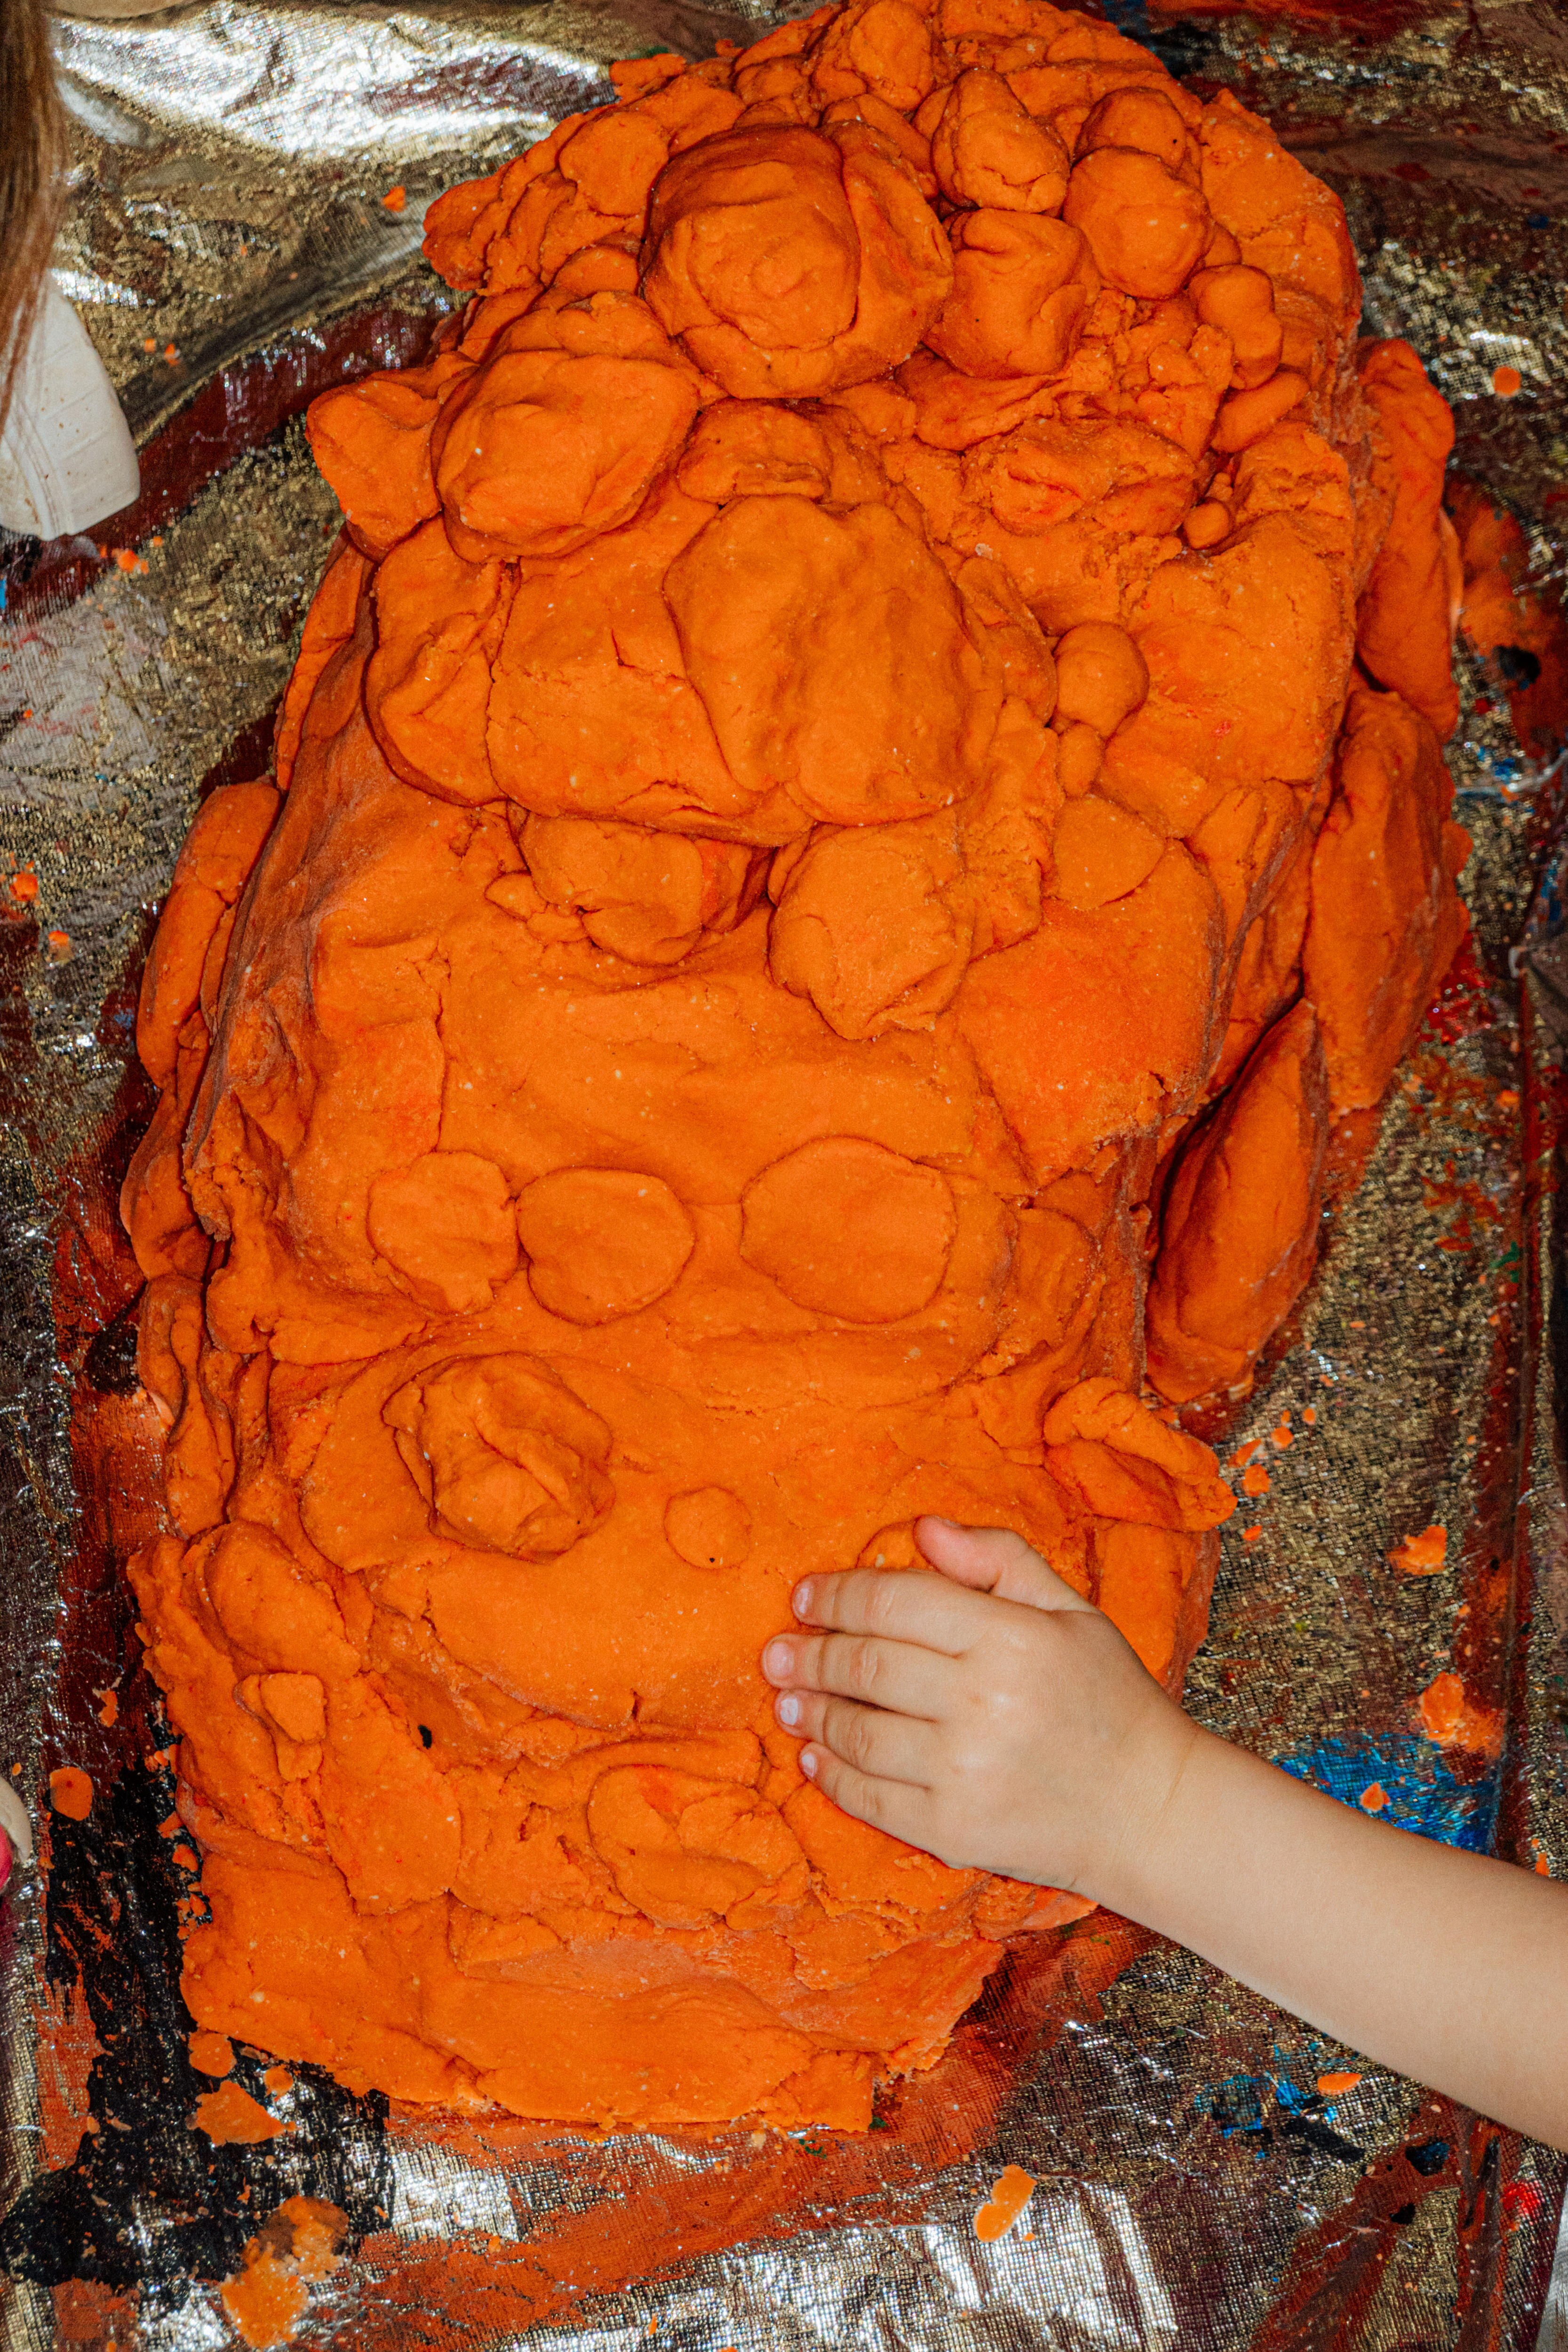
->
[921, 1515, 960, 1532]
[800, 1747, 818, 1778]
[762, 1640, 792, 1681]
[776, 1692, 801, 1727]
[792, 1580, 813, 1618]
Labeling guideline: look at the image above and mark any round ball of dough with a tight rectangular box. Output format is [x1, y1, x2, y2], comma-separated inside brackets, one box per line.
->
[516, 1168, 695, 1324]
[665, 1487, 753, 1568]
[740, 1136, 956, 1323]
[1063, 148, 1209, 301]
[1076, 87, 1192, 175]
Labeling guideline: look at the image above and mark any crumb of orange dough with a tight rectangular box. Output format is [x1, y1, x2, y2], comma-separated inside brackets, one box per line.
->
[1389, 1523, 1447, 1575]
[189, 2029, 234, 2077]
[193, 2080, 291, 2144]
[117, 0, 1466, 2136]
[48, 1768, 93, 1821]
[974, 2163, 1036, 2241]
[1418, 1671, 1502, 1758]
[222, 2197, 347, 2350]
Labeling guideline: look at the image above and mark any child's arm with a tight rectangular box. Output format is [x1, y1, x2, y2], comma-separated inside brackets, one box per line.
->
[760, 1518, 1568, 2153]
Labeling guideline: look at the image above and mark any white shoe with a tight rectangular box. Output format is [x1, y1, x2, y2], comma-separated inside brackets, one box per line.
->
[0, 1778, 33, 1876]
[0, 275, 140, 540]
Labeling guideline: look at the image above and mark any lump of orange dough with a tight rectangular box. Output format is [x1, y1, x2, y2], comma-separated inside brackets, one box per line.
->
[930, 72, 1069, 213]
[1303, 683, 1472, 1113]
[1146, 1001, 1329, 1404]
[925, 211, 1098, 377]
[118, 0, 1466, 2138]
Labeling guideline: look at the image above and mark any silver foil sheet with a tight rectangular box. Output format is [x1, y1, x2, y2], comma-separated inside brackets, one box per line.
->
[4, 0, 1568, 2344]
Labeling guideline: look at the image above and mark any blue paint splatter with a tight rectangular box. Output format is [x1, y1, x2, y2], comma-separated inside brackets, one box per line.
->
[1194, 2046, 1370, 2162]
[1275, 1734, 1498, 1853]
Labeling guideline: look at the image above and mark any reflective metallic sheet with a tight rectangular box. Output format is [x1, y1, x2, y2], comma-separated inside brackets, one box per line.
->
[4, 0, 1568, 2344]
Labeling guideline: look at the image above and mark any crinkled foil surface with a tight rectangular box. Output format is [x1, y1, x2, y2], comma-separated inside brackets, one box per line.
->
[4, 0, 1568, 2343]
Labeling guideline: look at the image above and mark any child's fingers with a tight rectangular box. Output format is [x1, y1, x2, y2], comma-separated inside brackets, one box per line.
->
[778, 1690, 936, 1789]
[788, 1565, 989, 1654]
[799, 1744, 928, 1844]
[914, 1518, 1097, 1615]
[761, 1628, 950, 1720]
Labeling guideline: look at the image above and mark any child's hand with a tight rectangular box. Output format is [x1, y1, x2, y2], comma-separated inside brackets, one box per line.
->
[760, 1517, 1200, 1903]
[763, 1518, 1568, 2155]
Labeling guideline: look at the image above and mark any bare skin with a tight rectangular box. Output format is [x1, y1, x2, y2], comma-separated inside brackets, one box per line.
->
[760, 1517, 1568, 2153]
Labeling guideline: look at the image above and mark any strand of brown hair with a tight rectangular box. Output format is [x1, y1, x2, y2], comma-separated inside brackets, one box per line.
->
[0, 0, 70, 441]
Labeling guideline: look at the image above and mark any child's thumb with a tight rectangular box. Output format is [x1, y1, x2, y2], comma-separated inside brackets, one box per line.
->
[913, 1518, 1097, 1614]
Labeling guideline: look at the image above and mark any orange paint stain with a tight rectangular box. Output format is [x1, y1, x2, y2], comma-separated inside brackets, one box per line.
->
[48, 1768, 93, 1821]
[1316, 2070, 1361, 2096]
[1230, 1438, 1264, 1469]
[193, 2081, 291, 2145]
[974, 2163, 1035, 2241]
[96, 1689, 118, 1727]
[1492, 364, 1522, 397]
[1389, 1523, 1447, 1575]
[382, 185, 407, 213]
[1359, 1782, 1388, 1812]
[1242, 1524, 1263, 1543]
[263, 2066, 294, 2097]
[1241, 1462, 1270, 1497]
[8, 867, 39, 905]
[1271, 1422, 1293, 1449]
[1303, 1405, 1317, 1426]
[45, 930, 72, 964]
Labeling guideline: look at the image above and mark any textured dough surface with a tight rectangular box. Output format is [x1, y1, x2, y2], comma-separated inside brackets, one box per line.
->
[121, 0, 1466, 2131]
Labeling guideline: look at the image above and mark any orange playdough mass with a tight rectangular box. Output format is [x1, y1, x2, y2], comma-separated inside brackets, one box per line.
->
[121, 0, 1466, 2131]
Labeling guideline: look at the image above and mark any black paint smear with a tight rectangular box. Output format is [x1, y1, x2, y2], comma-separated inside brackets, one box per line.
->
[1135, 18, 1222, 82]
[82, 1297, 142, 1398]
[0, 1760, 390, 2290]
[1277, 2109, 1367, 2167]
[1496, 643, 1544, 688]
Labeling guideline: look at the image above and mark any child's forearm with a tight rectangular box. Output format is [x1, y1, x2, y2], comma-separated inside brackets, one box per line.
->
[1107, 1727, 1568, 2149]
